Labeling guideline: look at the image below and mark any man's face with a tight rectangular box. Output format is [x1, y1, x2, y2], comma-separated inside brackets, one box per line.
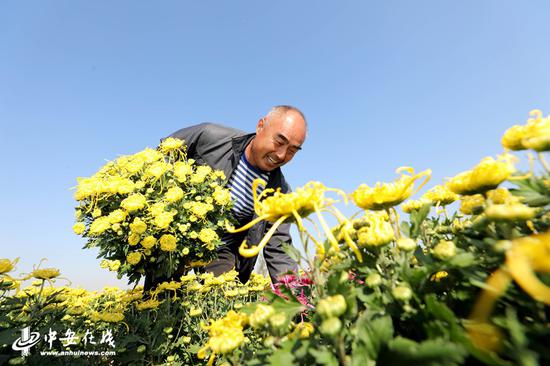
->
[248, 111, 307, 172]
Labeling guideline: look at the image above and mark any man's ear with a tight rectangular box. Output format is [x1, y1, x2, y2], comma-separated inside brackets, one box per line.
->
[256, 118, 266, 134]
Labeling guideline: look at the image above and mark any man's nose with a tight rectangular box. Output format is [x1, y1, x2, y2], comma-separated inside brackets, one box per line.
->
[274, 148, 286, 162]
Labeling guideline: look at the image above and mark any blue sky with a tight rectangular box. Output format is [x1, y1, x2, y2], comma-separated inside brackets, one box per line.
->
[1, 1, 549, 289]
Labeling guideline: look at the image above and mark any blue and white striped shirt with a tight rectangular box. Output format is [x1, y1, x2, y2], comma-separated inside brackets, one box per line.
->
[227, 153, 270, 224]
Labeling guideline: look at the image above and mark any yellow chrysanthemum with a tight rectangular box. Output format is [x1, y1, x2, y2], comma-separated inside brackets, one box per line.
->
[120, 194, 147, 212]
[126, 252, 142, 265]
[447, 155, 516, 195]
[422, 185, 459, 206]
[149, 202, 166, 217]
[145, 161, 172, 179]
[190, 201, 213, 218]
[165, 186, 184, 203]
[190, 165, 212, 184]
[134, 148, 163, 164]
[141, 236, 157, 249]
[108, 260, 121, 271]
[486, 187, 520, 205]
[199, 228, 219, 244]
[99, 312, 124, 323]
[159, 137, 184, 153]
[485, 203, 536, 221]
[228, 179, 347, 258]
[129, 217, 147, 234]
[356, 212, 395, 248]
[199, 310, 248, 361]
[173, 162, 193, 182]
[502, 109, 550, 152]
[154, 211, 176, 229]
[89, 217, 111, 236]
[0, 258, 18, 274]
[128, 233, 141, 246]
[72, 222, 86, 235]
[136, 298, 161, 311]
[159, 234, 177, 252]
[401, 198, 431, 213]
[213, 187, 231, 206]
[459, 194, 485, 215]
[290, 322, 314, 339]
[107, 209, 127, 224]
[31, 268, 60, 280]
[351, 167, 431, 211]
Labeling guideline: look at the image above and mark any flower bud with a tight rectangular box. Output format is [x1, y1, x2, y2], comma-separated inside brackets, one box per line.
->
[365, 273, 382, 287]
[317, 294, 347, 318]
[269, 312, 288, 331]
[320, 317, 342, 337]
[249, 304, 275, 328]
[432, 240, 456, 260]
[392, 285, 412, 301]
[397, 238, 416, 252]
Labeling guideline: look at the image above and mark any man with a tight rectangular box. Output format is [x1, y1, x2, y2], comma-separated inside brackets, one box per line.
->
[155, 105, 307, 285]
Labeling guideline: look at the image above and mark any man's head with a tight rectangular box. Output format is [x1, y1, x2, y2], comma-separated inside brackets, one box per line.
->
[246, 105, 307, 172]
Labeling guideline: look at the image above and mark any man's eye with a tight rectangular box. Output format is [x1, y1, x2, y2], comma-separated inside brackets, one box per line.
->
[275, 140, 284, 146]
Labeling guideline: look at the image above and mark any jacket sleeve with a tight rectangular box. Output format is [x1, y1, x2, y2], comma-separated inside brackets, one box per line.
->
[263, 178, 298, 282]
[263, 221, 298, 282]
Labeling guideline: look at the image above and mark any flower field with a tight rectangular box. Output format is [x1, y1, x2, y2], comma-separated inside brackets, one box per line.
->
[1, 110, 550, 365]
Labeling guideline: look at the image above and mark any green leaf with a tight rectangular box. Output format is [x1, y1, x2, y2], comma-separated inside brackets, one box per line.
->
[400, 221, 411, 237]
[382, 337, 467, 366]
[511, 177, 550, 207]
[309, 348, 339, 366]
[271, 297, 306, 319]
[268, 341, 295, 365]
[448, 253, 476, 268]
[283, 242, 302, 263]
[424, 294, 456, 324]
[352, 314, 393, 362]
[410, 203, 432, 238]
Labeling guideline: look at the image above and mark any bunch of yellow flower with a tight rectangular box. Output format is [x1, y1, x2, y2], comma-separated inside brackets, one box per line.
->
[502, 109, 550, 152]
[73, 137, 233, 285]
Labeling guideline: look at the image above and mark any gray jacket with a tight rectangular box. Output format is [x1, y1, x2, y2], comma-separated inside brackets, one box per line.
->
[169, 123, 298, 282]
